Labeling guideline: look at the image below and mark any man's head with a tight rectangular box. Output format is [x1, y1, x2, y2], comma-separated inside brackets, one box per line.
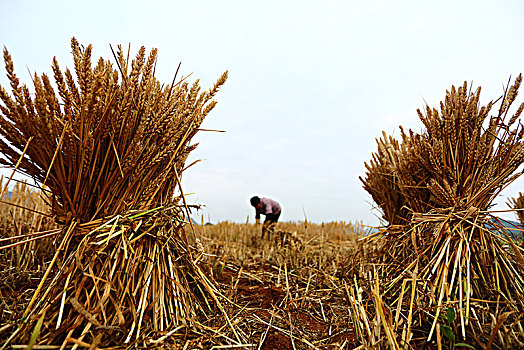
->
[250, 196, 261, 208]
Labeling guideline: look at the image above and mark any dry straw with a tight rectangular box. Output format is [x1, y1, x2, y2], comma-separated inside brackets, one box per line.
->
[0, 179, 56, 268]
[0, 38, 230, 346]
[361, 78, 524, 348]
[507, 192, 524, 225]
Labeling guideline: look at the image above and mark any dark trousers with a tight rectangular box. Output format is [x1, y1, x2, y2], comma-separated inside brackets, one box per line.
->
[264, 212, 280, 223]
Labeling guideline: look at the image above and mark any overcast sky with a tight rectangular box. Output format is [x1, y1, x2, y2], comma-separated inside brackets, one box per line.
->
[1, 0, 524, 225]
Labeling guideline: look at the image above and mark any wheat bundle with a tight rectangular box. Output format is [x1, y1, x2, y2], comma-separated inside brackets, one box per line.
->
[361, 78, 524, 347]
[0, 38, 230, 346]
[12, 207, 225, 345]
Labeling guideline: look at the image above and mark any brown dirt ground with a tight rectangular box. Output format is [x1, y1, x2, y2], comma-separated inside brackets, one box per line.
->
[212, 263, 357, 349]
[0, 265, 357, 349]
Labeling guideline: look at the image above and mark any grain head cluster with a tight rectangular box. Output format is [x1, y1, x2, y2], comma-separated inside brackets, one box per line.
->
[507, 192, 524, 225]
[362, 78, 524, 223]
[0, 38, 227, 223]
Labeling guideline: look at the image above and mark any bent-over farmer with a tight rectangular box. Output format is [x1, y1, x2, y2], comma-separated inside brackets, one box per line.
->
[250, 196, 281, 239]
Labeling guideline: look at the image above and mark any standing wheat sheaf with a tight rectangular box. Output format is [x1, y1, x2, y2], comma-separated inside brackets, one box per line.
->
[0, 38, 235, 346]
[360, 77, 524, 348]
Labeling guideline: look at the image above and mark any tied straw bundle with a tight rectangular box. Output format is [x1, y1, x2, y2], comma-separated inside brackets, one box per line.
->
[0, 38, 233, 346]
[360, 78, 524, 348]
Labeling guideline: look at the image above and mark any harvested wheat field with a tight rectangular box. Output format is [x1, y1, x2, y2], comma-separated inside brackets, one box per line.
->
[1, 202, 372, 348]
[1, 38, 524, 350]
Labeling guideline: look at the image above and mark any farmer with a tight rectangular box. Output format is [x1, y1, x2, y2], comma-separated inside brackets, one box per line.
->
[250, 196, 281, 239]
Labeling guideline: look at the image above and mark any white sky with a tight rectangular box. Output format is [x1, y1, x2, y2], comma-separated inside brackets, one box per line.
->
[1, 0, 524, 225]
